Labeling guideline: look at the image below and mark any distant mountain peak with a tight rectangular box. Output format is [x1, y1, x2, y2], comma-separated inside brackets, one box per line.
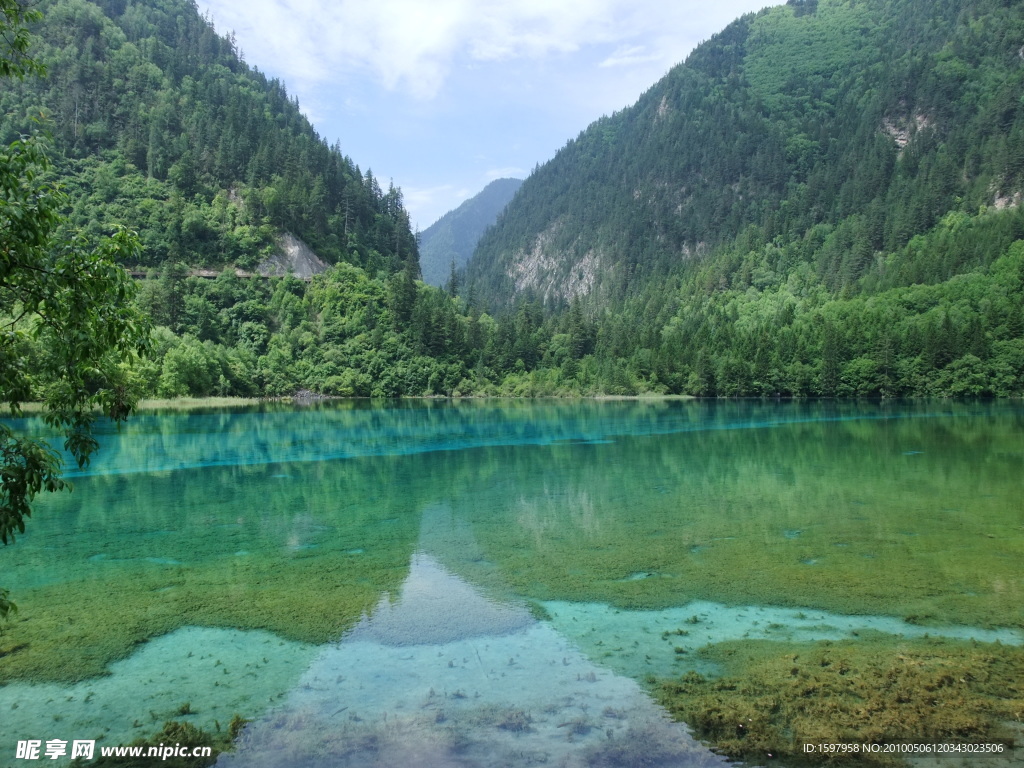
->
[419, 178, 523, 286]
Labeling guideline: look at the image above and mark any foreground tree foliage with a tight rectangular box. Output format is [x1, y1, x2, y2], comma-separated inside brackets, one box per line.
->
[0, 0, 150, 618]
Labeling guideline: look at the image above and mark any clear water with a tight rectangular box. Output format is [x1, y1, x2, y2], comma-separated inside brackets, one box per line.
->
[0, 400, 1021, 766]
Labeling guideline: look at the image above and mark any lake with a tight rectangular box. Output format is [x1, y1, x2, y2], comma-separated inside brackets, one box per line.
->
[1, 400, 1021, 766]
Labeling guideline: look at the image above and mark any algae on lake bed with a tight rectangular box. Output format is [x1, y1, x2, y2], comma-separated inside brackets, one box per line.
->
[656, 635, 1024, 766]
[454, 410, 1024, 630]
[4, 400, 1022, 686]
[1, 400, 1021, 768]
[0, 454, 421, 684]
[0, 553, 405, 683]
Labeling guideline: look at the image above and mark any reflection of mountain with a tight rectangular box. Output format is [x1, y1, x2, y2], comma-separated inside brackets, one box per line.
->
[5, 401, 1021, 765]
[218, 551, 728, 768]
[343, 552, 533, 645]
[6, 400, 1022, 686]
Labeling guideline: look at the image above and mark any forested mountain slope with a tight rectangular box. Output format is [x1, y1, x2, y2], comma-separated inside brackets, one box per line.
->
[6, 0, 1024, 400]
[0, 0, 418, 275]
[469, 0, 1024, 310]
[458, 0, 1024, 398]
[419, 178, 522, 287]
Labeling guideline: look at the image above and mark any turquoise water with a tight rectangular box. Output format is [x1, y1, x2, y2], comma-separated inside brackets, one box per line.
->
[0, 400, 1021, 766]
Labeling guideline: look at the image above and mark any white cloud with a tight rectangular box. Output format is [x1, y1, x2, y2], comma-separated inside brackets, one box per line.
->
[205, 0, 774, 101]
[201, 0, 778, 229]
[485, 166, 528, 181]
[404, 183, 459, 207]
[599, 44, 661, 68]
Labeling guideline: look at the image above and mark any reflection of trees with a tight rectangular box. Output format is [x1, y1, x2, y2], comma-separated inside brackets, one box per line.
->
[1, 400, 1020, 684]
[438, 401, 1024, 628]
[0, 434, 425, 683]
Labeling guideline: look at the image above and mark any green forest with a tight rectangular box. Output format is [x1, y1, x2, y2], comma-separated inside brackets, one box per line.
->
[0, 0, 418, 273]
[4, 0, 1024, 400]
[466, 0, 1024, 397]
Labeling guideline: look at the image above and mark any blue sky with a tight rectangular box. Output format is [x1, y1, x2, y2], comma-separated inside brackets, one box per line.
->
[203, 0, 777, 230]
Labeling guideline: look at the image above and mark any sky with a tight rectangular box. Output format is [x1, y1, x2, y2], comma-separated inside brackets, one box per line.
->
[203, 0, 777, 230]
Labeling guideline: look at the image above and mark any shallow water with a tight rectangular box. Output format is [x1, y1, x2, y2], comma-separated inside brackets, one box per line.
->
[0, 400, 1022, 766]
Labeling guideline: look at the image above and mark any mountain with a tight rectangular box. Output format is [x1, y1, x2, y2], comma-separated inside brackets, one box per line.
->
[459, 0, 1024, 398]
[6, 0, 1023, 401]
[0, 0, 418, 276]
[468, 0, 1024, 310]
[418, 178, 523, 287]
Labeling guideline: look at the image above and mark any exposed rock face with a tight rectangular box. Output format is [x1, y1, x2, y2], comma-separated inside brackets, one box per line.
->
[881, 112, 932, 151]
[505, 222, 601, 304]
[993, 192, 1022, 210]
[257, 232, 329, 278]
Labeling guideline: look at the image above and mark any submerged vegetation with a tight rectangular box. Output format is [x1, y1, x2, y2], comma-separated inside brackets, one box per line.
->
[71, 717, 249, 767]
[454, 402, 1024, 631]
[657, 635, 1023, 765]
[1, 401, 1020, 694]
[0, 445, 419, 682]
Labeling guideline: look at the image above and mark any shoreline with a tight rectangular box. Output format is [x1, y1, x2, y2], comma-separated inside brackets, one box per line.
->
[6, 393, 699, 413]
[12, 392, 1021, 414]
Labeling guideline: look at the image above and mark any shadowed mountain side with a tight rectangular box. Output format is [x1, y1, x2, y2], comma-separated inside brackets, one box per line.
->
[467, 0, 1024, 318]
[419, 178, 523, 287]
[0, 0, 418, 274]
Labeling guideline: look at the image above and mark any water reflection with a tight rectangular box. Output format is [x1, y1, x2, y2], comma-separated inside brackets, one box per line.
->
[1, 400, 1021, 765]
[217, 552, 728, 768]
[3, 400, 1022, 685]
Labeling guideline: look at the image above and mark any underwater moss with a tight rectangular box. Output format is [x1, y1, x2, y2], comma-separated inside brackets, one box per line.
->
[0, 435, 426, 684]
[582, 722, 723, 768]
[4, 399, 1022, 715]
[655, 635, 1024, 766]
[460, 411, 1024, 632]
[496, 709, 533, 733]
[0, 551, 410, 683]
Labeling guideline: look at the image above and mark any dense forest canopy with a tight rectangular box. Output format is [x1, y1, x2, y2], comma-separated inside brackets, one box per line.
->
[0, 0, 419, 275]
[2, 0, 1024, 400]
[470, 0, 1024, 307]
[456, 0, 1024, 397]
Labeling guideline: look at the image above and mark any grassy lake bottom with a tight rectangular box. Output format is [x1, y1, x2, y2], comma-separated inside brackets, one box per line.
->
[0, 400, 1021, 766]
